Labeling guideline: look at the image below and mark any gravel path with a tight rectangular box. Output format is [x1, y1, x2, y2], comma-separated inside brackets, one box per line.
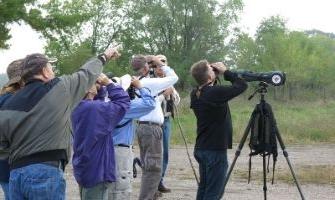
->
[1, 144, 334, 200]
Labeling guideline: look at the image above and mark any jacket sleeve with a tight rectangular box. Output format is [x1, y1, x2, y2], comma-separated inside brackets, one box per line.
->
[94, 86, 107, 101]
[209, 70, 248, 103]
[121, 87, 156, 120]
[140, 66, 179, 96]
[104, 83, 131, 129]
[59, 58, 104, 109]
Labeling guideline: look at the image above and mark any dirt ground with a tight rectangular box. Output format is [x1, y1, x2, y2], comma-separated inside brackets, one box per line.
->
[1, 144, 335, 200]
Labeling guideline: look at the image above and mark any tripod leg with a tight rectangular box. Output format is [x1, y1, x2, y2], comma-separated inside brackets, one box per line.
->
[223, 118, 252, 189]
[276, 132, 305, 200]
[263, 153, 267, 200]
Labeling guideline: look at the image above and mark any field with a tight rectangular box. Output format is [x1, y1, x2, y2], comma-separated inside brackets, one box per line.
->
[171, 97, 335, 145]
[1, 98, 335, 199]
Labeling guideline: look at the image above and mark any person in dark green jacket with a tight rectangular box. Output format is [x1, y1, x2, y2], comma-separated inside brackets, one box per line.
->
[0, 48, 119, 199]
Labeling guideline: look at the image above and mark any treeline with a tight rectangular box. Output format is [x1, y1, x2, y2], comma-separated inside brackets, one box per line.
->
[1, 0, 335, 100]
[229, 16, 335, 101]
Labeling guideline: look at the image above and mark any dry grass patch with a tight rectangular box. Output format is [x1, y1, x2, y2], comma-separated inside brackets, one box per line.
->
[233, 165, 335, 185]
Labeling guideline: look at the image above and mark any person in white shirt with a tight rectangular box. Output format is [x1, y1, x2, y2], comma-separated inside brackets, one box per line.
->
[154, 55, 180, 193]
[131, 55, 178, 200]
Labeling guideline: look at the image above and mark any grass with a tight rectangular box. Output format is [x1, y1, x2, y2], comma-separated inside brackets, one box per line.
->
[170, 97, 335, 145]
[233, 165, 335, 185]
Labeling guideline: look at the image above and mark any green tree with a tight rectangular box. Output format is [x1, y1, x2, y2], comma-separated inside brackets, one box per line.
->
[0, 0, 37, 48]
[42, 0, 133, 75]
[126, 0, 243, 88]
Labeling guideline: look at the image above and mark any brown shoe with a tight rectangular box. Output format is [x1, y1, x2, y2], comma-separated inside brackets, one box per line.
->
[158, 182, 171, 193]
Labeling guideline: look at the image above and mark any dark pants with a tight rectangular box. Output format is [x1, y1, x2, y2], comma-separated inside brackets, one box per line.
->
[194, 149, 228, 200]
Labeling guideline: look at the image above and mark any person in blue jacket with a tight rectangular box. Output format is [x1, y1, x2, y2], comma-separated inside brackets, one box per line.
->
[108, 75, 156, 200]
[0, 59, 24, 200]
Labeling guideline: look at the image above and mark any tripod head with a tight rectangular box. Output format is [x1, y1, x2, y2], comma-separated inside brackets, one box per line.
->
[248, 81, 269, 101]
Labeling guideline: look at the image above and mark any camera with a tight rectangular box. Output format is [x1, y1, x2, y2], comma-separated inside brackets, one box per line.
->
[127, 86, 136, 100]
[234, 70, 286, 86]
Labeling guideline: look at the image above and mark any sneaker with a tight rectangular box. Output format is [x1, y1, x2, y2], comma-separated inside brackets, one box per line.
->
[158, 182, 171, 193]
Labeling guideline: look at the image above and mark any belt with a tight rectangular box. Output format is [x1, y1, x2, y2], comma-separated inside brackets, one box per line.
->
[138, 121, 162, 126]
[41, 160, 64, 171]
[116, 144, 130, 148]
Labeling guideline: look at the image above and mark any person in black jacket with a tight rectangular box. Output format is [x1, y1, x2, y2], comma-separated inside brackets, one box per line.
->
[190, 60, 247, 200]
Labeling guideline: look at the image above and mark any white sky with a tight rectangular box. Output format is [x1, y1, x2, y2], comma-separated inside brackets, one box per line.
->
[1, 0, 335, 73]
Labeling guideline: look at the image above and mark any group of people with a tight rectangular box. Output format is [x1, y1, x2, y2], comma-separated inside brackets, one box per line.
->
[0, 49, 180, 200]
[0, 47, 247, 200]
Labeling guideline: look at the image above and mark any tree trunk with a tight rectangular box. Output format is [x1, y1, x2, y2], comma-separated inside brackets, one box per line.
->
[323, 87, 326, 103]
[288, 82, 293, 100]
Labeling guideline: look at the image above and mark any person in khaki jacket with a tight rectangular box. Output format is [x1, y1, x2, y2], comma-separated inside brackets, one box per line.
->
[0, 48, 119, 199]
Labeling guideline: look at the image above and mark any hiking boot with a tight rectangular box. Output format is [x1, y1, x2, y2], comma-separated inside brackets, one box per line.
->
[158, 182, 171, 193]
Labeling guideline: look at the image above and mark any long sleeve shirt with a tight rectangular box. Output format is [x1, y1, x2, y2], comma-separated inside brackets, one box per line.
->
[0, 58, 104, 167]
[190, 71, 248, 150]
[113, 88, 156, 146]
[138, 66, 178, 124]
[71, 83, 130, 188]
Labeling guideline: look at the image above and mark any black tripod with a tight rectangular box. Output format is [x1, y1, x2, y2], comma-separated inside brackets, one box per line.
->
[223, 82, 305, 200]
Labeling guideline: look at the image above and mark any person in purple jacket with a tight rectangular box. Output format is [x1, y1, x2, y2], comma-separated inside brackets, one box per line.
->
[71, 73, 130, 200]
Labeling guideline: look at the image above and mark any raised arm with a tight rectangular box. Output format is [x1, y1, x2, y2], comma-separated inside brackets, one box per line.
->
[209, 71, 248, 103]
[140, 66, 179, 95]
[59, 49, 120, 108]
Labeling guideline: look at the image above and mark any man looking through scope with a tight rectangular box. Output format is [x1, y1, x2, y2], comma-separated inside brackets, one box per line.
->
[190, 60, 247, 200]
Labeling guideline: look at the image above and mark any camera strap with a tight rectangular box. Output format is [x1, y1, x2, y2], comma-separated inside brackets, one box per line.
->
[132, 75, 146, 98]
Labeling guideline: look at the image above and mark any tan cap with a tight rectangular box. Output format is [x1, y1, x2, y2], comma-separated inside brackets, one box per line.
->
[5, 59, 24, 87]
[112, 74, 132, 91]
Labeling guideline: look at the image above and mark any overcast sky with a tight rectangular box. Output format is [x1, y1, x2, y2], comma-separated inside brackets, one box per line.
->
[1, 0, 334, 73]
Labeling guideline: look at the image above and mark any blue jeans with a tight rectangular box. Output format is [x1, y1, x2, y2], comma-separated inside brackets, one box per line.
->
[194, 149, 228, 200]
[161, 116, 171, 182]
[9, 163, 65, 200]
[0, 182, 9, 200]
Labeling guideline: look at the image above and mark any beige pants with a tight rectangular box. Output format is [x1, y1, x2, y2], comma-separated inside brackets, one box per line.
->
[109, 146, 133, 200]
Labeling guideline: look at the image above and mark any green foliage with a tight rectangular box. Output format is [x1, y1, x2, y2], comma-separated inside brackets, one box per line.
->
[41, 0, 243, 82]
[125, 0, 243, 88]
[0, 0, 36, 48]
[228, 15, 335, 100]
[41, 0, 134, 75]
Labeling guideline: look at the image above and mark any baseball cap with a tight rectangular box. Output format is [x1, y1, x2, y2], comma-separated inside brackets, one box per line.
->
[111, 74, 132, 91]
[4, 59, 24, 87]
[22, 53, 57, 76]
